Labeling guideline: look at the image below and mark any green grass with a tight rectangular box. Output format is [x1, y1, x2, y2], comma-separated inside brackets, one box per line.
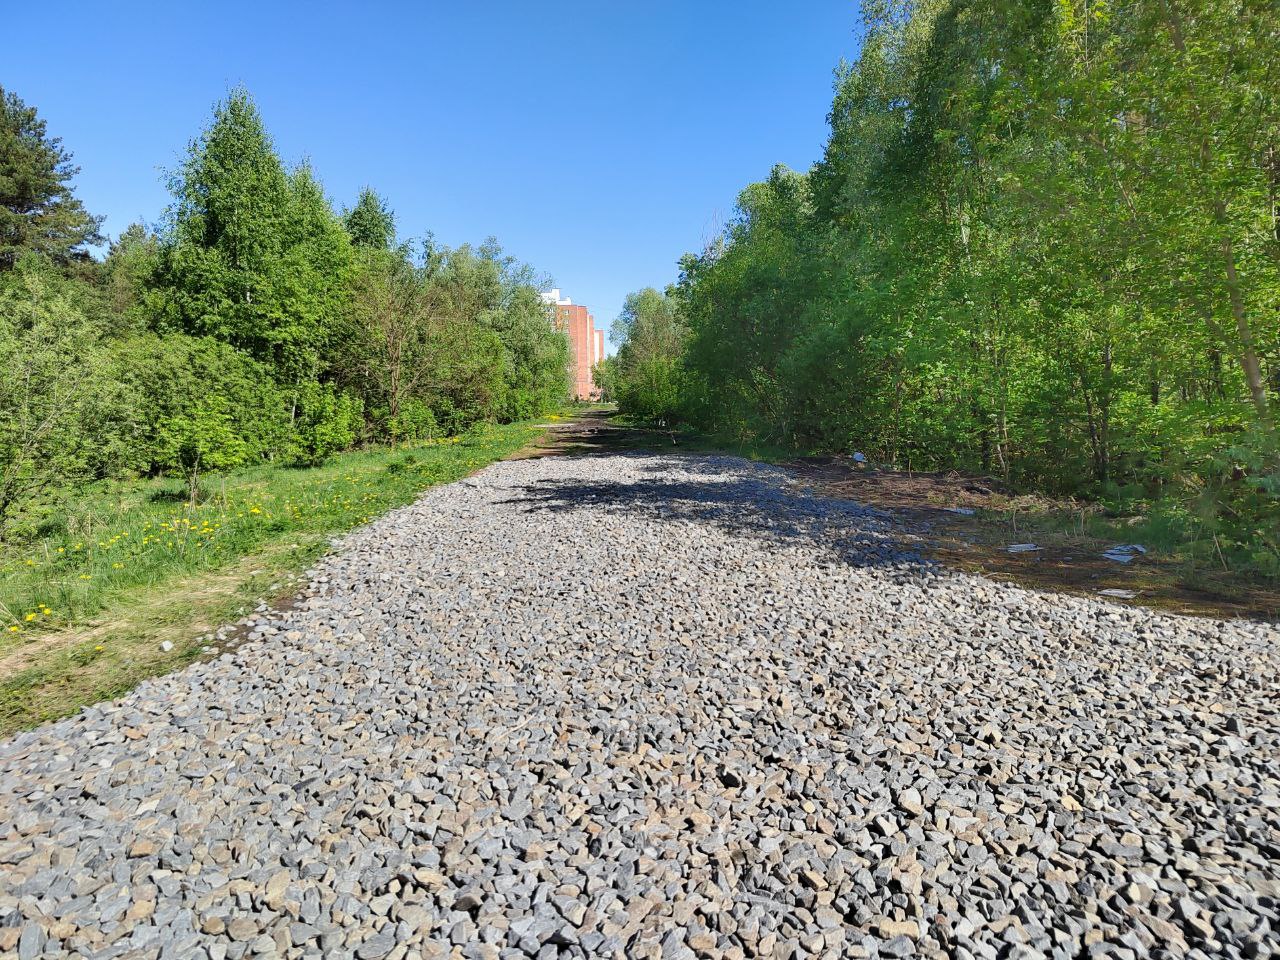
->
[0, 420, 543, 734]
[989, 494, 1280, 582]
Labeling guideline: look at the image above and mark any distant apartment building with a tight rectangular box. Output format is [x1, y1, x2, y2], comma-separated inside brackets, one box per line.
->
[542, 289, 605, 401]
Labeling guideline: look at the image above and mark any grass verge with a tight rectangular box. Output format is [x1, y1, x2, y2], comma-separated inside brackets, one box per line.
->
[0, 420, 542, 736]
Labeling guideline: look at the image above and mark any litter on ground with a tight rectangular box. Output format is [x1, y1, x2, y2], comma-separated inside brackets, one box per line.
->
[1102, 544, 1148, 564]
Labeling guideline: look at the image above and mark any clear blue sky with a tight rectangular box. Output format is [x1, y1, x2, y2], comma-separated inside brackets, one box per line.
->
[6, 1, 862, 347]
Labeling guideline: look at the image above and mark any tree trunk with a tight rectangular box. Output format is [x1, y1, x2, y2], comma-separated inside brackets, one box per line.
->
[188, 456, 202, 507]
[1218, 223, 1271, 422]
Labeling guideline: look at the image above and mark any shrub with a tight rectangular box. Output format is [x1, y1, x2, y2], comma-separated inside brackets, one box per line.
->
[616, 357, 685, 425]
[289, 382, 362, 466]
[0, 258, 105, 536]
[105, 333, 290, 476]
[158, 396, 252, 503]
[386, 398, 439, 444]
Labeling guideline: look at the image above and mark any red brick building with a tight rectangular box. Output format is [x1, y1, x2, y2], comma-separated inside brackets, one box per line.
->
[543, 289, 605, 401]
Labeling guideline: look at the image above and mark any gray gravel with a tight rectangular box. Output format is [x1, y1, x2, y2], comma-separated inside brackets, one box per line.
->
[1, 452, 1278, 960]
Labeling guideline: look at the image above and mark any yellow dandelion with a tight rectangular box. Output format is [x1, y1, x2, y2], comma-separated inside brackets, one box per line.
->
[24, 613, 36, 622]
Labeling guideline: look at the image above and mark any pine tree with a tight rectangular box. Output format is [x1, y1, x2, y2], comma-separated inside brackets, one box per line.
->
[343, 188, 395, 249]
[0, 86, 103, 269]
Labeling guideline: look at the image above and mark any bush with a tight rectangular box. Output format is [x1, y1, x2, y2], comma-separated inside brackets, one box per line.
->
[430, 398, 478, 439]
[616, 357, 685, 425]
[386, 398, 439, 444]
[105, 334, 290, 477]
[289, 382, 362, 466]
[0, 258, 106, 535]
[158, 396, 253, 503]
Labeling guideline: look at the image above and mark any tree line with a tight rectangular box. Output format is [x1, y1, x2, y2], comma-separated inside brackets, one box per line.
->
[0, 86, 570, 536]
[605, 0, 1279, 572]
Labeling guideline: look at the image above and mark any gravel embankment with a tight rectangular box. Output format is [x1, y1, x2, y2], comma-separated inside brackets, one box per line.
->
[1, 453, 1278, 960]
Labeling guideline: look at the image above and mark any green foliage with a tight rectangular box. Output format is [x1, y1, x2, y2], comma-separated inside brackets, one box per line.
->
[160, 397, 252, 503]
[343, 188, 396, 249]
[335, 239, 569, 439]
[607, 287, 687, 424]
[104, 334, 289, 480]
[386, 398, 440, 444]
[0, 83, 568, 553]
[0, 258, 105, 532]
[101, 223, 162, 334]
[333, 246, 431, 433]
[288, 382, 362, 466]
[153, 88, 353, 382]
[616, 356, 685, 425]
[485, 278, 572, 421]
[0, 86, 103, 269]
[668, 0, 1280, 571]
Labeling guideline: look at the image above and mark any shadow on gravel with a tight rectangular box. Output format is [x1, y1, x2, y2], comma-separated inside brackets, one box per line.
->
[502, 456, 927, 576]
[525, 412, 1280, 621]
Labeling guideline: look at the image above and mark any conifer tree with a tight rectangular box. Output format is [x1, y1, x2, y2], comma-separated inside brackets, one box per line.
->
[343, 188, 395, 249]
[0, 86, 102, 269]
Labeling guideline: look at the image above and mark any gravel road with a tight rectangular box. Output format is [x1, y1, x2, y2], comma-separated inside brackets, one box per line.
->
[2, 453, 1278, 960]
